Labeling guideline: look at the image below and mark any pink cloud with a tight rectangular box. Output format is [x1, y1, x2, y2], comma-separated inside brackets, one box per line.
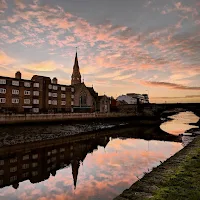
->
[141, 81, 200, 90]
[0, 0, 7, 11]
[0, 50, 16, 65]
[15, 0, 26, 10]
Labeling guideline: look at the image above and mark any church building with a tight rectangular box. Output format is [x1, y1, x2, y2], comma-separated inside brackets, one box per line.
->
[71, 51, 98, 113]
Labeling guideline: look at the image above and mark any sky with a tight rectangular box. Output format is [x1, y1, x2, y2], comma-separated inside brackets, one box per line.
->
[0, 0, 200, 103]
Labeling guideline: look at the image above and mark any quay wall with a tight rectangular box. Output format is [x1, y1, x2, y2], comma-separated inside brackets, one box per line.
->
[0, 112, 159, 125]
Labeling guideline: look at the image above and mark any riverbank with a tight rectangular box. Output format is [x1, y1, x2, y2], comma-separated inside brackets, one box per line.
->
[114, 134, 200, 200]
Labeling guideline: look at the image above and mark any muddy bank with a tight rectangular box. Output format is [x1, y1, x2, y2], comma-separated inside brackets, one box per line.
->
[114, 135, 200, 200]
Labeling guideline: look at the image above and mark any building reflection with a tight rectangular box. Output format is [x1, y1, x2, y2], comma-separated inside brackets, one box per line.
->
[0, 133, 109, 190]
[0, 125, 180, 190]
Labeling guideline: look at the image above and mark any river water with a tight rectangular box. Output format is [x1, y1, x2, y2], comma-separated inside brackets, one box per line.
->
[0, 111, 199, 200]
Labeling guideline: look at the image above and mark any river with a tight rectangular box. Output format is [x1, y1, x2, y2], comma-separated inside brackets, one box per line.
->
[0, 111, 199, 200]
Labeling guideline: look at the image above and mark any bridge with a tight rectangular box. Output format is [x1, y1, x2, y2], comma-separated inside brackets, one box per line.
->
[118, 103, 200, 117]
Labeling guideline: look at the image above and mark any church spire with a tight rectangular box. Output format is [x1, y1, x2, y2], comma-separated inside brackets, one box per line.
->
[71, 48, 81, 85]
[71, 160, 80, 190]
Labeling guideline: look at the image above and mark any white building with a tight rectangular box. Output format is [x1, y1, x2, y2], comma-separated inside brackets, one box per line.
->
[117, 95, 137, 104]
[127, 93, 149, 104]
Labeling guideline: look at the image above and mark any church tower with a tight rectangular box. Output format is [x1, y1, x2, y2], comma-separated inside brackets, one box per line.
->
[71, 50, 81, 85]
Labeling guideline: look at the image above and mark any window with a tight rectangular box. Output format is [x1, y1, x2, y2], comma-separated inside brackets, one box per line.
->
[53, 85, 57, 90]
[32, 154, 38, 159]
[23, 155, 29, 160]
[0, 98, 6, 103]
[10, 167, 17, 173]
[47, 159, 50, 164]
[22, 172, 29, 178]
[48, 84, 52, 89]
[0, 170, 4, 175]
[33, 108, 39, 113]
[12, 89, 19, 95]
[80, 94, 87, 105]
[71, 101, 74, 105]
[24, 99, 30, 104]
[0, 160, 4, 165]
[61, 94, 66, 98]
[12, 80, 19, 86]
[0, 180, 3, 185]
[24, 82, 31, 87]
[33, 99, 39, 104]
[33, 83, 39, 88]
[24, 91, 30, 95]
[52, 149, 57, 154]
[60, 148, 65, 152]
[48, 92, 52, 97]
[33, 91, 39, 96]
[52, 164, 56, 169]
[47, 151, 51, 156]
[71, 87, 74, 92]
[0, 79, 6, 84]
[32, 171, 38, 176]
[12, 98, 19, 104]
[52, 100, 57, 105]
[61, 87, 65, 91]
[71, 95, 74, 99]
[60, 154, 64, 159]
[22, 164, 29, 169]
[10, 176, 17, 182]
[10, 158, 17, 163]
[48, 100, 51, 105]
[32, 163, 38, 168]
[52, 93, 57, 97]
[0, 88, 6, 94]
[51, 157, 56, 162]
[61, 101, 66, 106]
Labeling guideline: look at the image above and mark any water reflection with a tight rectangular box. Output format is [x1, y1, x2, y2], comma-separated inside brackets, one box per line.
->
[160, 111, 199, 135]
[0, 111, 198, 200]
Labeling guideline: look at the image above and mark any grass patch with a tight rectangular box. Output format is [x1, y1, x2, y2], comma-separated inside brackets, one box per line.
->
[148, 137, 200, 200]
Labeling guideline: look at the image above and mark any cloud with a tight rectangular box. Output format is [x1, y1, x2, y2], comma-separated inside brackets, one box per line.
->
[151, 95, 200, 99]
[0, 50, 16, 65]
[0, 0, 7, 11]
[15, 0, 26, 10]
[142, 81, 200, 90]
[21, 60, 61, 72]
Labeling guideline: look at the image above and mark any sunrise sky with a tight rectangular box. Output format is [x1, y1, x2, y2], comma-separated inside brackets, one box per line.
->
[0, 0, 200, 103]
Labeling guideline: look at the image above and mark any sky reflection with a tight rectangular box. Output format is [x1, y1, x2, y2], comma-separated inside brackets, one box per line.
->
[0, 138, 182, 200]
[160, 111, 199, 135]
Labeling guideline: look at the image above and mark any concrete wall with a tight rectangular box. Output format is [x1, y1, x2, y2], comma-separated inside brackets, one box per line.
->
[0, 112, 141, 125]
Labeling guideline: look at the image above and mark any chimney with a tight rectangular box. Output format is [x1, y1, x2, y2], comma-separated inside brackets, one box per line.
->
[52, 77, 58, 84]
[15, 71, 21, 79]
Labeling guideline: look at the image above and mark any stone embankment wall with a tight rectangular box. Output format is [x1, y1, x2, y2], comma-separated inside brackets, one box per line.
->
[0, 112, 156, 125]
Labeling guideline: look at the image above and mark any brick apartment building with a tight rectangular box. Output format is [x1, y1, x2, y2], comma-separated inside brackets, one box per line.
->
[0, 71, 74, 114]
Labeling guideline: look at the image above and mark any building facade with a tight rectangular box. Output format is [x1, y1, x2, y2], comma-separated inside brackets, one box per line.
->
[0, 72, 74, 114]
[97, 95, 110, 113]
[117, 93, 149, 105]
